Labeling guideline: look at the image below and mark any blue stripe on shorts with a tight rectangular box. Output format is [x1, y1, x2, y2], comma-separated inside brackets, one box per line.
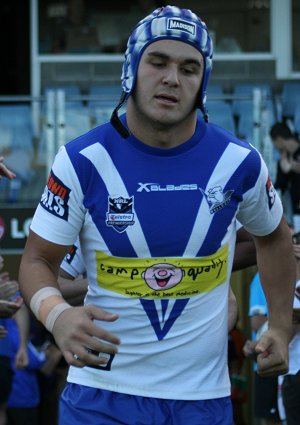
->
[59, 383, 233, 425]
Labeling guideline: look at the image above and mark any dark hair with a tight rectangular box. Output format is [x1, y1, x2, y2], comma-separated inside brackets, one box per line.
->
[269, 122, 294, 140]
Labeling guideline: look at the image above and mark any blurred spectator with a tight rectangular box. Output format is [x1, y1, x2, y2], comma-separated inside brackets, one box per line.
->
[5, 318, 62, 425]
[0, 156, 16, 181]
[0, 159, 17, 425]
[0, 255, 28, 425]
[270, 122, 300, 231]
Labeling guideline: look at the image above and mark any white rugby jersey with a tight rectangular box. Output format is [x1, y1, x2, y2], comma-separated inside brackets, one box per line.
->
[30, 116, 282, 400]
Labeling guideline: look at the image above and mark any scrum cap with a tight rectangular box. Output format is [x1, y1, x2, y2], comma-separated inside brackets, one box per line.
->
[121, 5, 213, 116]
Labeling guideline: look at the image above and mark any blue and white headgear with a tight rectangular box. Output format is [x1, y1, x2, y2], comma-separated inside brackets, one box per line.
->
[111, 5, 213, 138]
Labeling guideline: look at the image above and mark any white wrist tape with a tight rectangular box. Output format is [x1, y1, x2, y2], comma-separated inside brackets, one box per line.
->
[44, 302, 72, 332]
[30, 287, 62, 318]
[30, 287, 72, 332]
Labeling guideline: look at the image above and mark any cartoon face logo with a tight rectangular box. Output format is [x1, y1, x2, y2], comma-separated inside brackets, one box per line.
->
[142, 263, 185, 291]
[201, 185, 234, 214]
[207, 186, 224, 203]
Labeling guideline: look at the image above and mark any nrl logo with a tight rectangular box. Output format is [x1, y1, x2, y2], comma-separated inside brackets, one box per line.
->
[106, 196, 135, 233]
[201, 185, 234, 214]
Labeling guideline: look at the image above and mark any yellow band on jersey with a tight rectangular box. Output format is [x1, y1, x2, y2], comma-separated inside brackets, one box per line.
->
[96, 244, 229, 299]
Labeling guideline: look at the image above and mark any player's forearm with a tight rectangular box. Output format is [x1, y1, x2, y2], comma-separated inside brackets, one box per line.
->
[254, 218, 296, 334]
[19, 260, 70, 332]
[58, 276, 87, 306]
[18, 231, 72, 333]
[19, 252, 60, 304]
[19, 230, 69, 302]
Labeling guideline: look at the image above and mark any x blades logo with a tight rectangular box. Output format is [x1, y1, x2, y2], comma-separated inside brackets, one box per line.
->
[137, 182, 198, 192]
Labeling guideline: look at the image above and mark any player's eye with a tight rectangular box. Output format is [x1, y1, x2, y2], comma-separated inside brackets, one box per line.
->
[181, 66, 197, 74]
[151, 60, 165, 67]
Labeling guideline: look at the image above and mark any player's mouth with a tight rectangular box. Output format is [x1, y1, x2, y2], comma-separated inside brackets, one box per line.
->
[155, 94, 178, 105]
[155, 276, 171, 287]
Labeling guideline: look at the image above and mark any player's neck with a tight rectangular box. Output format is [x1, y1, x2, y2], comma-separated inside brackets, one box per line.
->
[126, 102, 197, 149]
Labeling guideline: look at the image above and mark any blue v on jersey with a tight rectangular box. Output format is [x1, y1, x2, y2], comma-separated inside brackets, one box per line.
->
[31, 115, 282, 400]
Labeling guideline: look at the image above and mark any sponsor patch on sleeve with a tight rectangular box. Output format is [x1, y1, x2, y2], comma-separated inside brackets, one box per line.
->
[64, 244, 78, 264]
[266, 175, 276, 209]
[40, 170, 71, 221]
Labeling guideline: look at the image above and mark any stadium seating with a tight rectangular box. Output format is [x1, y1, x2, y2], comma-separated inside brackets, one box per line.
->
[281, 82, 300, 119]
[0, 103, 35, 201]
[232, 83, 272, 118]
[64, 106, 92, 142]
[206, 100, 236, 134]
[206, 83, 224, 99]
[0, 104, 34, 180]
[43, 84, 82, 108]
[88, 83, 123, 125]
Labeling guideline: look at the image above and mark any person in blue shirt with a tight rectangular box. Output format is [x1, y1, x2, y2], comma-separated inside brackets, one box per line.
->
[0, 270, 24, 425]
[0, 156, 21, 425]
[5, 319, 46, 425]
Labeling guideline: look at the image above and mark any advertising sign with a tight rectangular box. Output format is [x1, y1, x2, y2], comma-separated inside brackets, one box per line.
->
[0, 206, 35, 254]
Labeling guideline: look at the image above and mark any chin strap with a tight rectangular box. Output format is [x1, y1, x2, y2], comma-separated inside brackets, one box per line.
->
[110, 92, 130, 139]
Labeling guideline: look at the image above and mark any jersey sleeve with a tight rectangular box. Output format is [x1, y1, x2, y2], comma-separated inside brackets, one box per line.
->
[30, 146, 86, 246]
[60, 239, 86, 278]
[237, 152, 283, 236]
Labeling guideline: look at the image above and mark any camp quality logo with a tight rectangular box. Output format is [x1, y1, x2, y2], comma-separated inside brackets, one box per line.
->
[106, 196, 135, 233]
[167, 18, 196, 35]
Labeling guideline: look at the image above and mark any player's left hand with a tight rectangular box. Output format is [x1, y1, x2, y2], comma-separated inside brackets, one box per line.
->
[255, 327, 290, 377]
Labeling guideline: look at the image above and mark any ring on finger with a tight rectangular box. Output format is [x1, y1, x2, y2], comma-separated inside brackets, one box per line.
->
[73, 354, 80, 360]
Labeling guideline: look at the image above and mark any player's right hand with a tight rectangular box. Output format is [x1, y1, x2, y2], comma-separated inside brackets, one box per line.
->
[52, 304, 120, 368]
